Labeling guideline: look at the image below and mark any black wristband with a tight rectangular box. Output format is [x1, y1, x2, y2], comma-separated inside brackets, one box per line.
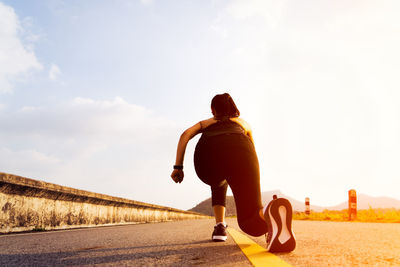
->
[173, 165, 183, 170]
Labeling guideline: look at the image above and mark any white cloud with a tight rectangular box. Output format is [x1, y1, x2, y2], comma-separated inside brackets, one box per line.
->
[68, 96, 170, 138]
[49, 63, 61, 81]
[210, 17, 228, 39]
[0, 97, 190, 207]
[18, 106, 42, 113]
[0, 96, 176, 148]
[0, 2, 42, 93]
[206, 0, 400, 206]
[140, 0, 153, 5]
[0, 147, 61, 177]
[226, 0, 287, 26]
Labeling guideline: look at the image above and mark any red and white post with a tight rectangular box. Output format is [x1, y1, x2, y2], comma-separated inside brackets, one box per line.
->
[348, 189, 357, 221]
[305, 197, 310, 215]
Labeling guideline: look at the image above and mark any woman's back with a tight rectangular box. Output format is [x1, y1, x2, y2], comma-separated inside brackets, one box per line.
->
[200, 118, 245, 137]
[199, 117, 254, 143]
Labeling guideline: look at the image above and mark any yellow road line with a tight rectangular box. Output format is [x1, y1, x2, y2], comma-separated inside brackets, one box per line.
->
[227, 228, 292, 267]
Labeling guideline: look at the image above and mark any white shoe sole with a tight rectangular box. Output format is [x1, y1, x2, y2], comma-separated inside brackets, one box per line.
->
[213, 235, 227, 241]
[266, 198, 296, 252]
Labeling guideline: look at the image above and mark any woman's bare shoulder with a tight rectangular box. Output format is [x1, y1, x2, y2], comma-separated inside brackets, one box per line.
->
[200, 117, 217, 129]
[230, 117, 252, 132]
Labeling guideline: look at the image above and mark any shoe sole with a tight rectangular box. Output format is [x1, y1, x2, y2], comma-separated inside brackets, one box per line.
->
[266, 198, 296, 252]
[212, 235, 227, 242]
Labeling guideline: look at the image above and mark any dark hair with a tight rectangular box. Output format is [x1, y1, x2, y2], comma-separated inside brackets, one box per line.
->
[211, 93, 240, 120]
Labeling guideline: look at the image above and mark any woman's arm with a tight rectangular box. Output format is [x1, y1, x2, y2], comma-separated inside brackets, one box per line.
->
[246, 128, 255, 145]
[231, 117, 255, 145]
[174, 122, 202, 165]
[171, 122, 202, 183]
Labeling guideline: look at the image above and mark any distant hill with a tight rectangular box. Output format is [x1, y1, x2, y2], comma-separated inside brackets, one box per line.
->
[259, 190, 326, 212]
[188, 195, 236, 216]
[189, 190, 316, 216]
[189, 191, 400, 215]
[326, 194, 400, 210]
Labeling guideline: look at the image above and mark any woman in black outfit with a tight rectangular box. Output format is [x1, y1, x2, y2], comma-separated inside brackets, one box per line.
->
[171, 93, 296, 252]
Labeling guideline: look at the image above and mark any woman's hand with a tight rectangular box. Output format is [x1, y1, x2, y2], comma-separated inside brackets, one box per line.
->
[171, 169, 184, 183]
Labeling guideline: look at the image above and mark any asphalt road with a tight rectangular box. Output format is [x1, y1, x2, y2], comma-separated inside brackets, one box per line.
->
[247, 220, 400, 266]
[0, 218, 399, 266]
[0, 219, 249, 266]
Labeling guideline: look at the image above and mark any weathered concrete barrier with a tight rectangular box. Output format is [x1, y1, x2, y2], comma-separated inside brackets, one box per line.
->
[0, 172, 208, 233]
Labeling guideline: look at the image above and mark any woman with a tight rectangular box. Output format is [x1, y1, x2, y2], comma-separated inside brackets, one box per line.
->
[171, 93, 296, 252]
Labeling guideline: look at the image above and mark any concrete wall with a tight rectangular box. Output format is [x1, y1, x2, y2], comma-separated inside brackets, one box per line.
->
[0, 172, 208, 233]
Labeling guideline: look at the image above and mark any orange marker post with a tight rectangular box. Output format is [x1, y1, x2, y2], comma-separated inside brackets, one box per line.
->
[305, 197, 310, 215]
[348, 189, 357, 221]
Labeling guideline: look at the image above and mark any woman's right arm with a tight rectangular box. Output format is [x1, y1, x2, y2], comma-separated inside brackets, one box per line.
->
[170, 122, 202, 183]
[171, 118, 216, 183]
[174, 122, 202, 166]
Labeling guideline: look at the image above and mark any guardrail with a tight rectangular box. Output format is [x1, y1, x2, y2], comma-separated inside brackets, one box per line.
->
[0, 172, 208, 233]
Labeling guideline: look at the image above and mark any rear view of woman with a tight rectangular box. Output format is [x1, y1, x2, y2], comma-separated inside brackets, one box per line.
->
[171, 93, 296, 252]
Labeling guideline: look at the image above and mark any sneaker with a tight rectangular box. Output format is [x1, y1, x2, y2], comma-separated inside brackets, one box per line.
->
[264, 199, 275, 246]
[212, 223, 228, 242]
[264, 197, 296, 252]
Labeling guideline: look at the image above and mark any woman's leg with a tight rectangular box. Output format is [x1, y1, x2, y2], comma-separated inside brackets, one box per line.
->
[194, 135, 263, 234]
[213, 205, 226, 224]
[210, 180, 228, 241]
[211, 180, 228, 224]
[224, 135, 268, 237]
[229, 175, 268, 236]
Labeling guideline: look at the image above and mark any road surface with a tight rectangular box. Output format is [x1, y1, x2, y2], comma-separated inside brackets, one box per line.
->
[0, 218, 399, 266]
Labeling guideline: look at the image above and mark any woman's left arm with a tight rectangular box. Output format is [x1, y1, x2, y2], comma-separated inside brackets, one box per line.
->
[171, 122, 202, 183]
[246, 128, 255, 145]
[232, 117, 255, 145]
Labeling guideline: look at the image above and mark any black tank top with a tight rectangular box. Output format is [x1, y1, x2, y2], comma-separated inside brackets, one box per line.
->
[200, 119, 245, 137]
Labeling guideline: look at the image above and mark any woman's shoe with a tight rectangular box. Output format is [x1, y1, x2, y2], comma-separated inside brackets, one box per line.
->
[264, 198, 296, 252]
[212, 223, 228, 242]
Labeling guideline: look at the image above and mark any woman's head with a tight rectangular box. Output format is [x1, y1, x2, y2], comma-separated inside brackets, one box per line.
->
[211, 93, 240, 119]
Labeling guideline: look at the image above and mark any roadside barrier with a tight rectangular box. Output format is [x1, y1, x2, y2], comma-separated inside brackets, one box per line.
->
[0, 172, 208, 233]
[348, 189, 357, 221]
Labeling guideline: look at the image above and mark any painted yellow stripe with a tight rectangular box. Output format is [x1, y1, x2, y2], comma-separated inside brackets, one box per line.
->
[227, 228, 292, 267]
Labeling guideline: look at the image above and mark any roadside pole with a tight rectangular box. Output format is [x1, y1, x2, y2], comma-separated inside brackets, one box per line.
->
[348, 189, 357, 221]
[305, 197, 310, 215]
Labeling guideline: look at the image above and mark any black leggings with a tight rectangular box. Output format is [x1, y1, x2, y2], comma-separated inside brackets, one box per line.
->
[194, 133, 268, 237]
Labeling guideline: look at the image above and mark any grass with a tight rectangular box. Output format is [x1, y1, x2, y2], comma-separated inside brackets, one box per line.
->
[294, 208, 400, 223]
[32, 226, 46, 232]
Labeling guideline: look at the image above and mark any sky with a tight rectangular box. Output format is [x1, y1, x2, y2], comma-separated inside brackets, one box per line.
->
[1, 0, 400, 210]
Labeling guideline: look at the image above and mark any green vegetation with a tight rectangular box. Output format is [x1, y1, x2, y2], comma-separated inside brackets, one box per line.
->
[294, 208, 400, 223]
[32, 226, 46, 232]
